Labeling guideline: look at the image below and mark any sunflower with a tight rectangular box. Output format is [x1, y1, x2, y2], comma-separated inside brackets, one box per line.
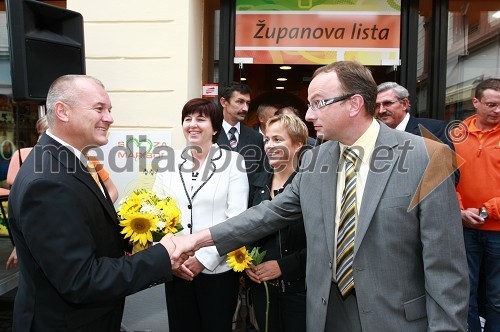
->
[120, 212, 157, 246]
[117, 194, 142, 217]
[227, 247, 253, 272]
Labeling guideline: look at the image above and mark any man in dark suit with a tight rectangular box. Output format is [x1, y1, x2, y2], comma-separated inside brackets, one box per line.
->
[217, 82, 265, 178]
[172, 61, 468, 331]
[8, 75, 190, 331]
[376, 82, 453, 149]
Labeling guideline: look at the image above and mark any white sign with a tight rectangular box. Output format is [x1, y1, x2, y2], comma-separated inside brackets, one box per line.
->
[93, 130, 172, 205]
[202, 84, 218, 98]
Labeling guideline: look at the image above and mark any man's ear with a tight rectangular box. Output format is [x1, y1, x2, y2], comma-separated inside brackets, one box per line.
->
[349, 94, 365, 118]
[472, 97, 480, 109]
[54, 101, 69, 123]
[220, 97, 228, 108]
[402, 98, 410, 110]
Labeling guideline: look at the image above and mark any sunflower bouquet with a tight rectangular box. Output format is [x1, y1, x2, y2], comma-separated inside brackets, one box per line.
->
[117, 189, 182, 254]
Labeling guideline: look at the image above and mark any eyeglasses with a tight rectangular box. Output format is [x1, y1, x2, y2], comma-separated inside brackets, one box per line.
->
[479, 101, 500, 110]
[307, 94, 354, 112]
[375, 100, 400, 110]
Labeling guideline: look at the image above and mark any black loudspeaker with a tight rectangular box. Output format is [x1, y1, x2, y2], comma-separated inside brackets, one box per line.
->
[6, 0, 85, 101]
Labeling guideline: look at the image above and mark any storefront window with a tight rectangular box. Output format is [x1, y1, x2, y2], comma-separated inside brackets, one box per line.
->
[445, 1, 500, 121]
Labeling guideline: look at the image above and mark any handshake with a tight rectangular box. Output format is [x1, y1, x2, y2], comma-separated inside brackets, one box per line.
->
[159, 229, 214, 280]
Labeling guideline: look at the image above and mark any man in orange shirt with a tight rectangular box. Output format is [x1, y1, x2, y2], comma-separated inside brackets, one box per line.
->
[455, 78, 500, 332]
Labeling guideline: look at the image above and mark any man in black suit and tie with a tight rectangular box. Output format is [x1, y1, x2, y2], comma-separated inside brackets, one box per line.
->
[8, 75, 190, 331]
[375, 82, 453, 149]
[217, 82, 265, 179]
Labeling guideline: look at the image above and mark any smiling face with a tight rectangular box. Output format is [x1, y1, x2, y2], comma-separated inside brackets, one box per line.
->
[182, 111, 216, 147]
[63, 78, 113, 151]
[264, 121, 303, 169]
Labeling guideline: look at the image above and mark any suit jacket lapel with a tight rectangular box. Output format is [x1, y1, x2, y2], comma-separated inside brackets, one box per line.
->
[354, 125, 399, 256]
[322, 143, 340, 258]
[217, 129, 230, 147]
[405, 115, 419, 135]
[40, 134, 118, 221]
[237, 126, 249, 152]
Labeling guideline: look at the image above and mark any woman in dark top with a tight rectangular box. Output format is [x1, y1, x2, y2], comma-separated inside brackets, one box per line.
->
[246, 114, 309, 332]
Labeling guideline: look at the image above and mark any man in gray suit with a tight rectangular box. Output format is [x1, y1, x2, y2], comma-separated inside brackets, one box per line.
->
[171, 61, 469, 331]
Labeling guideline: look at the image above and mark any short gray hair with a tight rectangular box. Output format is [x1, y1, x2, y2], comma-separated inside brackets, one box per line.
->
[377, 82, 409, 99]
[377, 82, 411, 110]
[45, 75, 104, 127]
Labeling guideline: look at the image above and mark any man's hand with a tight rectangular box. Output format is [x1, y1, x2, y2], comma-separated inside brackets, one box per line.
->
[461, 208, 485, 228]
[169, 229, 214, 263]
[160, 234, 191, 269]
[6, 247, 17, 269]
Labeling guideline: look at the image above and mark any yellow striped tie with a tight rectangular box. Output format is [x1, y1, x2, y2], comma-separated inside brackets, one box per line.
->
[336, 148, 358, 298]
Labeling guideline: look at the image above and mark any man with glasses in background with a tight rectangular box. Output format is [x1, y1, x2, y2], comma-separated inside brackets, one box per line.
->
[454, 78, 500, 332]
[375, 82, 453, 150]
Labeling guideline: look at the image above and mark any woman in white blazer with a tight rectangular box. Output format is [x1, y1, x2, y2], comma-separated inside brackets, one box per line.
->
[153, 98, 248, 332]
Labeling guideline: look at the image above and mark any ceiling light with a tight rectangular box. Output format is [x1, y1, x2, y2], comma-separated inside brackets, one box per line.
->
[277, 78, 287, 81]
[493, 11, 500, 19]
[275, 86, 285, 90]
[240, 77, 247, 81]
[280, 66, 292, 70]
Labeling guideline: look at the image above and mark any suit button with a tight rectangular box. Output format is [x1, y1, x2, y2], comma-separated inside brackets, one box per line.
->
[322, 298, 327, 305]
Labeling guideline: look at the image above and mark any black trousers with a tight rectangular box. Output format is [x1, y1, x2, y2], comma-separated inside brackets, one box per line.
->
[165, 270, 239, 332]
[250, 282, 306, 332]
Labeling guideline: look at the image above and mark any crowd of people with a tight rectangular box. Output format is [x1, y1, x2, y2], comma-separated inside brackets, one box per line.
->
[3, 61, 499, 332]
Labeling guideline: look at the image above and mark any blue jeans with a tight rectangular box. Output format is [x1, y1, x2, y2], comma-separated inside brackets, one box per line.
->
[464, 228, 500, 332]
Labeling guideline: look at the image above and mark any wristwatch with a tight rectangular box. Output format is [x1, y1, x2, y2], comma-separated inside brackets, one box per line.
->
[479, 207, 488, 219]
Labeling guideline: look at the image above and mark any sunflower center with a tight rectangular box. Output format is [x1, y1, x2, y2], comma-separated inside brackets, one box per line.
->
[130, 218, 151, 233]
[235, 253, 246, 263]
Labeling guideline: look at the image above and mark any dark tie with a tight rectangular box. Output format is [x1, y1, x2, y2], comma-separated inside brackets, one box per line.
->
[336, 148, 358, 298]
[228, 127, 238, 151]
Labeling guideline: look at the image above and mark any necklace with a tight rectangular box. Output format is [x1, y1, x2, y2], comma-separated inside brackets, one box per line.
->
[179, 145, 223, 234]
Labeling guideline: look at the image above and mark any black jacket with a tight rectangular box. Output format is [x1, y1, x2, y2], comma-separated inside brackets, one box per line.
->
[249, 171, 306, 292]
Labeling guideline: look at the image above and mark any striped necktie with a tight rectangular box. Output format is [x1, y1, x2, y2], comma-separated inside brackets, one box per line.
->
[336, 147, 358, 298]
[228, 127, 238, 151]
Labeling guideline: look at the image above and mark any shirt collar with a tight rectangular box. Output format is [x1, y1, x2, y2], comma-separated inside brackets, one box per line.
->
[469, 115, 500, 133]
[339, 118, 380, 165]
[395, 112, 410, 131]
[45, 130, 88, 165]
[222, 120, 241, 135]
